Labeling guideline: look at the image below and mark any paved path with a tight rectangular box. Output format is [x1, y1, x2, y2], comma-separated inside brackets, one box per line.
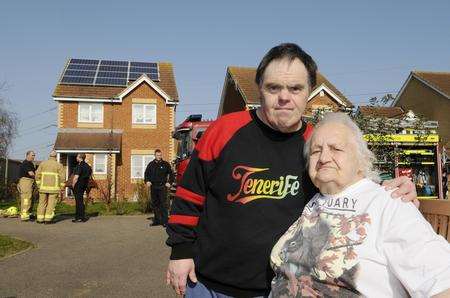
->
[0, 215, 177, 297]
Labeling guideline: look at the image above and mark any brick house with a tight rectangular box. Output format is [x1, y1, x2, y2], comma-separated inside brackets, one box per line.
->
[218, 66, 353, 117]
[52, 59, 178, 200]
[393, 71, 450, 148]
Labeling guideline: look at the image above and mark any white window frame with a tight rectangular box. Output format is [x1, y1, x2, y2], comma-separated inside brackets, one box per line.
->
[78, 103, 103, 123]
[131, 154, 155, 179]
[93, 154, 107, 174]
[132, 104, 156, 124]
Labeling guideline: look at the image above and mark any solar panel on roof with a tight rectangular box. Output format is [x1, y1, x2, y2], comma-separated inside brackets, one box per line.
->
[97, 71, 127, 78]
[99, 65, 128, 72]
[130, 66, 158, 73]
[130, 62, 157, 68]
[65, 70, 97, 77]
[59, 58, 160, 87]
[71, 59, 99, 65]
[101, 60, 128, 66]
[95, 78, 128, 86]
[66, 64, 98, 71]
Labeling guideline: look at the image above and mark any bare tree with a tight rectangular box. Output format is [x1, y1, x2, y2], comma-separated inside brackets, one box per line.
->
[0, 82, 18, 157]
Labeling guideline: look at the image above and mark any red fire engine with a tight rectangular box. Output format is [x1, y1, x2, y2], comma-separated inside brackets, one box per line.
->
[172, 114, 213, 185]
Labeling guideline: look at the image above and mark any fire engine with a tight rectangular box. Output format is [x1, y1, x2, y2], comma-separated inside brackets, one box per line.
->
[172, 114, 213, 185]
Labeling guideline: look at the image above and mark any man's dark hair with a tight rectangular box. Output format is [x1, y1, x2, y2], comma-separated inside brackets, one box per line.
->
[255, 43, 317, 88]
[78, 153, 86, 161]
[155, 149, 162, 154]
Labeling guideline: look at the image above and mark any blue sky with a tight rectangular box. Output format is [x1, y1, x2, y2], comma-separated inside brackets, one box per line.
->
[1, 0, 449, 160]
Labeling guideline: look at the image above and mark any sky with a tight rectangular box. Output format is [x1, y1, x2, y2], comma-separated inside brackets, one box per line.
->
[1, 0, 449, 160]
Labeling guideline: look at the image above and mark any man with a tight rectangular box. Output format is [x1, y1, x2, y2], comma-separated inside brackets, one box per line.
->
[144, 149, 174, 227]
[35, 150, 65, 224]
[72, 153, 92, 223]
[166, 43, 418, 297]
[18, 150, 36, 221]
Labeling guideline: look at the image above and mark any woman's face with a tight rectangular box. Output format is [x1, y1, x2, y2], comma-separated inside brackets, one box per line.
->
[308, 123, 364, 194]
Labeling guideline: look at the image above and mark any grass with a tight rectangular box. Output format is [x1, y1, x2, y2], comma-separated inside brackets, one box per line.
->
[55, 201, 144, 216]
[0, 234, 34, 259]
[0, 200, 145, 216]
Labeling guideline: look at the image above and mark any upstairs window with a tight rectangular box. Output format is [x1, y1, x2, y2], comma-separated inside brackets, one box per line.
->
[132, 104, 156, 124]
[78, 103, 103, 123]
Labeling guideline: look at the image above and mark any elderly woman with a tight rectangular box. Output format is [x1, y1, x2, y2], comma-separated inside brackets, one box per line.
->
[270, 113, 450, 297]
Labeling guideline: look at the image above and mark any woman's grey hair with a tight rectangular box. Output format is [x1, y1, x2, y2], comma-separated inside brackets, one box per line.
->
[304, 112, 381, 183]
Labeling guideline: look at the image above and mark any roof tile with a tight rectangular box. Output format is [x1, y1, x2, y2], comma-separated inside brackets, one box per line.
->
[358, 106, 405, 118]
[413, 71, 450, 98]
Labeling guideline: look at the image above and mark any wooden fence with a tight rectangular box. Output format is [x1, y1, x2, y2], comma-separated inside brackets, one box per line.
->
[419, 199, 450, 242]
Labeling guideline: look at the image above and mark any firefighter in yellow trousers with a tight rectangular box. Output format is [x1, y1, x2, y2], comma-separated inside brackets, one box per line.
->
[35, 150, 65, 224]
[18, 150, 36, 221]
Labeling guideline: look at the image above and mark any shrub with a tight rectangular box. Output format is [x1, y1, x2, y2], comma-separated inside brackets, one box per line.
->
[134, 179, 151, 213]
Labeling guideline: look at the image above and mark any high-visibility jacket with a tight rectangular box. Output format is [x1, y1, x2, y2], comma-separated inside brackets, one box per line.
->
[35, 157, 65, 194]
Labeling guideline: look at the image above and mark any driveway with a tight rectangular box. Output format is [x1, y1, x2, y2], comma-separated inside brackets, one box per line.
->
[0, 215, 177, 297]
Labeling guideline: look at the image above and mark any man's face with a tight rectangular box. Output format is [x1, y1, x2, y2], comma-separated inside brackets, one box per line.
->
[76, 155, 83, 163]
[155, 152, 162, 161]
[308, 123, 363, 193]
[27, 152, 36, 161]
[259, 58, 311, 133]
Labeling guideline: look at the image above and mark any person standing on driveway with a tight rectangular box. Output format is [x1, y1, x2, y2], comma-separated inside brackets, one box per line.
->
[35, 150, 65, 224]
[144, 149, 174, 227]
[72, 153, 92, 223]
[18, 150, 36, 221]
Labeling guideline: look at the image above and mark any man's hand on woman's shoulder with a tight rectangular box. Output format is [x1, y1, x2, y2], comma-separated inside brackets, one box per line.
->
[382, 176, 420, 208]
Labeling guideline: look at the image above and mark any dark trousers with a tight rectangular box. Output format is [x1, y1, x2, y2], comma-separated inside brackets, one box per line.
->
[74, 183, 87, 219]
[151, 186, 168, 225]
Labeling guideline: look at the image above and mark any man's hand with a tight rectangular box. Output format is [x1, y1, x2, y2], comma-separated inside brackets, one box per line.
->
[165, 182, 171, 188]
[146, 181, 151, 187]
[383, 176, 419, 208]
[166, 259, 197, 296]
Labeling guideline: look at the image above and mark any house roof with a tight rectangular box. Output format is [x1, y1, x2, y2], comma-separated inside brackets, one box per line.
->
[54, 129, 122, 152]
[412, 71, 450, 98]
[53, 62, 179, 101]
[357, 106, 405, 118]
[226, 66, 353, 107]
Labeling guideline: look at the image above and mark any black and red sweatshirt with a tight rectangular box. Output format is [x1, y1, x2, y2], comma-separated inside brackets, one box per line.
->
[166, 110, 317, 297]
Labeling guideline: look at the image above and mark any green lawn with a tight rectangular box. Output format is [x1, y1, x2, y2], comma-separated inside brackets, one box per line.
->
[0, 234, 34, 259]
[55, 201, 144, 216]
[0, 201, 145, 216]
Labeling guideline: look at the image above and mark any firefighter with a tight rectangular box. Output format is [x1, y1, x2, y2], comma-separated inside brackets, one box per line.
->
[35, 150, 65, 224]
[17, 150, 36, 221]
[144, 149, 174, 227]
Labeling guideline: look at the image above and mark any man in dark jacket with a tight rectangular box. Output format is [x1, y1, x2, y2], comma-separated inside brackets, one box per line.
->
[144, 149, 174, 227]
[72, 153, 92, 222]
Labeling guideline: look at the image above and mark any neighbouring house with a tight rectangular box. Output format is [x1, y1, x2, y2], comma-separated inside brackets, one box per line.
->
[52, 59, 179, 200]
[393, 71, 450, 148]
[218, 66, 353, 117]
